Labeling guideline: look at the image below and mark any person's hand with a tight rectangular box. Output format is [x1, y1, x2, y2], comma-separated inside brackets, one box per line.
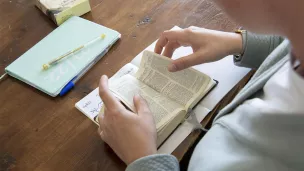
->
[98, 75, 157, 165]
[155, 26, 243, 72]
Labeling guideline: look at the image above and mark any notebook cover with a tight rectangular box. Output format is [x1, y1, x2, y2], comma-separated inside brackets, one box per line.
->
[5, 16, 120, 97]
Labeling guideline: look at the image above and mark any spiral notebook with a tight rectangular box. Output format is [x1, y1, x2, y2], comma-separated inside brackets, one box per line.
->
[5, 16, 120, 97]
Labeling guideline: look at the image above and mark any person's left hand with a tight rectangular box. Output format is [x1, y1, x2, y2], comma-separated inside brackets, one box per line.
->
[98, 75, 157, 165]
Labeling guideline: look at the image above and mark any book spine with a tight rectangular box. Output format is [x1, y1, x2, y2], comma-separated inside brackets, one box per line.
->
[35, 0, 59, 25]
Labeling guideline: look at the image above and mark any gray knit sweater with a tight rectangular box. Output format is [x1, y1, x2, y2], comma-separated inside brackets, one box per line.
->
[126, 32, 303, 171]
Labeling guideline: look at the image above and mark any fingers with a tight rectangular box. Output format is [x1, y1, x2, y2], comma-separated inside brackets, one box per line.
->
[99, 129, 106, 141]
[154, 30, 188, 55]
[154, 31, 168, 54]
[98, 122, 106, 141]
[98, 112, 104, 129]
[99, 75, 124, 110]
[188, 26, 200, 30]
[168, 53, 200, 72]
[162, 41, 180, 57]
[98, 112, 105, 137]
[133, 95, 151, 118]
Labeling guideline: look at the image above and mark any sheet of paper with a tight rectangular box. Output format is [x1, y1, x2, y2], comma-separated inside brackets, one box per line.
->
[76, 88, 101, 123]
[76, 26, 251, 154]
[75, 63, 138, 122]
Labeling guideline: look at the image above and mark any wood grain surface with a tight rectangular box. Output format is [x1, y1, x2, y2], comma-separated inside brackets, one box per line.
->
[0, 0, 250, 170]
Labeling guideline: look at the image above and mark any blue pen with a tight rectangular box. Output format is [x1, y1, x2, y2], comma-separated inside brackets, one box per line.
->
[59, 44, 112, 96]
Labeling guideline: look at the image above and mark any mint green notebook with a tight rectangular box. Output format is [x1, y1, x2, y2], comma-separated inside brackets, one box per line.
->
[5, 16, 120, 97]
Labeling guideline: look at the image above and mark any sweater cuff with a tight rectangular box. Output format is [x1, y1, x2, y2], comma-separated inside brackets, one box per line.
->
[234, 32, 284, 69]
[126, 154, 179, 171]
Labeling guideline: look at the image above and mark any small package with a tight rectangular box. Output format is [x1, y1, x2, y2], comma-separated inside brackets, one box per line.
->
[36, 0, 91, 25]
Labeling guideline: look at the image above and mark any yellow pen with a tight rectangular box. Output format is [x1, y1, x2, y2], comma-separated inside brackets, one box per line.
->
[42, 34, 106, 70]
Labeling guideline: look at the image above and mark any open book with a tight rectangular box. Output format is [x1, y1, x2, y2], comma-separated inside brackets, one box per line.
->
[101, 51, 216, 146]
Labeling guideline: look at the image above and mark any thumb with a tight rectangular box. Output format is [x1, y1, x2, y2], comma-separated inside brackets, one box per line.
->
[133, 95, 151, 117]
[168, 53, 201, 72]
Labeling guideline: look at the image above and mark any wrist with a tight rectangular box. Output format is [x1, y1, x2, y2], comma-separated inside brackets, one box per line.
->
[228, 32, 243, 55]
[126, 147, 157, 165]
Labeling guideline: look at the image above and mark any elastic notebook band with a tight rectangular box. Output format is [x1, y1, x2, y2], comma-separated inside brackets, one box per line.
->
[185, 110, 209, 132]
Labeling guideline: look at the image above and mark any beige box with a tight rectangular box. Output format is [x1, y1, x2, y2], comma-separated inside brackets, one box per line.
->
[36, 0, 91, 25]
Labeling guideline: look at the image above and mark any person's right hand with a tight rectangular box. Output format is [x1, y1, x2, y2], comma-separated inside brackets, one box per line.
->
[154, 26, 243, 72]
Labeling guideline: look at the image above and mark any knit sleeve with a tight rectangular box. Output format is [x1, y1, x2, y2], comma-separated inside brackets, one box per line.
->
[126, 154, 179, 171]
[234, 32, 285, 69]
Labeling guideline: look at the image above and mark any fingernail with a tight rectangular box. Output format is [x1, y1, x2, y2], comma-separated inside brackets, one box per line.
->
[168, 64, 177, 72]
[101, 75, 108, 80]
[135, 93, 142, 98]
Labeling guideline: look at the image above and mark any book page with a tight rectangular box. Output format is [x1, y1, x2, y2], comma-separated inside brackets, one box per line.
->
[136, 51, 212, 110]
[75, 63, 138, 124]
[109, 74, 184, 130]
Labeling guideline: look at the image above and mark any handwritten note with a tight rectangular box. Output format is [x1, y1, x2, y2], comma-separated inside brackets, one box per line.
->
[75, 63, 138, 122]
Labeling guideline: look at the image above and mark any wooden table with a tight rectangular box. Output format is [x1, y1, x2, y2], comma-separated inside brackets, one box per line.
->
[0, 0, 253, 170]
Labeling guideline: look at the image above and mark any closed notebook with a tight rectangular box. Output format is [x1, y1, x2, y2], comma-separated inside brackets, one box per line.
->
[5, 16, 121, 97]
